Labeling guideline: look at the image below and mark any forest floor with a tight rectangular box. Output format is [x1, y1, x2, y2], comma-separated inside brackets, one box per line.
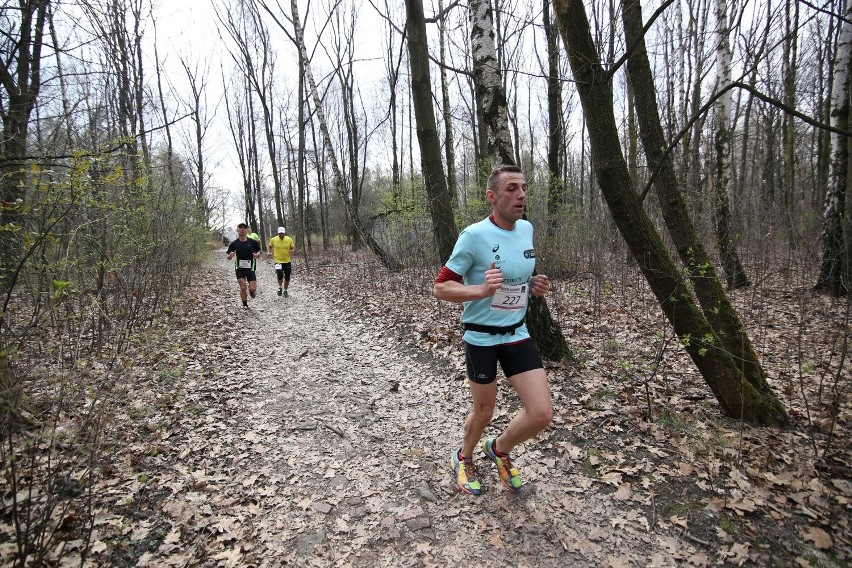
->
[20, 246, 851, 567]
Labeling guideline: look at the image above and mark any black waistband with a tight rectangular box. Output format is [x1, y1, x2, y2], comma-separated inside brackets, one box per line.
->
[462, 319, 525, 335]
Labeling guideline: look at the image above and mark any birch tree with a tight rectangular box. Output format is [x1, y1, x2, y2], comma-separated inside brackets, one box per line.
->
[469, 0, 514, 166]
[816, 0, 852, 297]
[288, 0, 402, 270]
[712, 0, 749, 289]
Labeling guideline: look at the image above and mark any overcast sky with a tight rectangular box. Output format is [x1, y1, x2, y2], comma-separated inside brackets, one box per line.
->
[150, 0, 393, 231]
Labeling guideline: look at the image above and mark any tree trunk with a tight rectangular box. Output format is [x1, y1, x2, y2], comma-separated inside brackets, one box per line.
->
[622, 0, 785, 421]
[290, 0, 402, 271]
[0, 0, 49, 299]
[782, 0, 800, 247]
[405, 0, 459, 264]
[385, 0, 402, 205]
[469, 0, 514, 166]
[554, 0, 786, 424]
[816, 0, 852, 297]
[544, 0, 566, 241]
[712, 0, 749, 289]
[438, 0, 458, 207]
[297, 46, 308, 246]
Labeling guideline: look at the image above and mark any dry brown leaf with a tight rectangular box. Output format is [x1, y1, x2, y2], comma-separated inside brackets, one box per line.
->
[801, 526, 833, 549]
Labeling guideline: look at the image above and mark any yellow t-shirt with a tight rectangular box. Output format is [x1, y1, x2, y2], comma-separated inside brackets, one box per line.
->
[269, 235, 295, 263]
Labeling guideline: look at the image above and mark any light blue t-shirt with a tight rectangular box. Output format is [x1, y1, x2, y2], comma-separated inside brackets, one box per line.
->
[445, 217, 536, 346]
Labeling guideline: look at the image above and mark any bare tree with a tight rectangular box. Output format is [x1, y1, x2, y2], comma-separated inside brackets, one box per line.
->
[437, 0, 459, 206]
[222, 70, 260, 230]
[288, 0, 402, 270]
[219, 0, 283, 241]
[782, 0, 800, 245]
[816, 0, 852, 297]
[469, 0, 514, 166]
[622, 0, 783, 419]
[468, 0, 571, 361]
[554, 0, 786, 424]
[178, 56, 218, 225]
[405, 0, 459, 263]
[0, 0, 50, 295]
[543, 0, 565, 242]
[712, 0, 749, 289]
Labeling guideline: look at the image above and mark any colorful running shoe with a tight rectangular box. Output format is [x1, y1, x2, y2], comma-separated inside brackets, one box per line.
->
[482, 437, 522, 492]
[451, 449, 482, 495]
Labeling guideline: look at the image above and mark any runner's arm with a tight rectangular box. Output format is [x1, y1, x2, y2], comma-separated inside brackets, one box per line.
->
[433, 263, 502, 303]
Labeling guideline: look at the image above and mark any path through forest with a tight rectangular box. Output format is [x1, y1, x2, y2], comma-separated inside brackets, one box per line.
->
[84, 249, 849, 567]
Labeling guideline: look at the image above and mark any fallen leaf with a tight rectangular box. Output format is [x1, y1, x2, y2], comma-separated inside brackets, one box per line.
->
[801, 526, 832, 549]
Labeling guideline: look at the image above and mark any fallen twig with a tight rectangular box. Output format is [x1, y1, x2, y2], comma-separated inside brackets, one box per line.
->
[323, 422, 345, 437]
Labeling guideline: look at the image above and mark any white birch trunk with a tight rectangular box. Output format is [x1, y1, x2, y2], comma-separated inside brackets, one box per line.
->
[712, 0, 749, 288]
[469, 0, 514, 166]
[289, 0, 402, 271]
[818, 0, 852, 293]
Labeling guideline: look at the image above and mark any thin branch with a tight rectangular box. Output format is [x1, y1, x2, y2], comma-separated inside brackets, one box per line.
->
[605, 0, 677, 80]
[0, 112, 194, 166]
[639, 82, 852, 202]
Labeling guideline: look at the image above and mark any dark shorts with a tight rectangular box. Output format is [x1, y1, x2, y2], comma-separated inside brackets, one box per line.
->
[235, 268, 257, 282]
[275, 262, 292, 281]
[465, 339, 543, 384]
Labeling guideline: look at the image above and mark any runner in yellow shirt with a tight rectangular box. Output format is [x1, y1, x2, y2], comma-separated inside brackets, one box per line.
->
[268, 226, 296, 297]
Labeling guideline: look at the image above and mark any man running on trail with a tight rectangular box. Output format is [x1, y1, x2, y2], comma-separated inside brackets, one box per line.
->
[227, 222, 261, 308]
[268, 226, 296, 297]
[433, 164, 553, 495]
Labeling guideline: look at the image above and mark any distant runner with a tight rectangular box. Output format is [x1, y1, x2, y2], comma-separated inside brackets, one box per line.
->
[268, 226, 296, 297]
[227, 222, 261, 308]
[434, 164, 553, 496]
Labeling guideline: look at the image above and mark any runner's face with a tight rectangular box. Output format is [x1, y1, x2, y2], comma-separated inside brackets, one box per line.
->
[237, 227, 248, 237]
[487, 172, 526, 226]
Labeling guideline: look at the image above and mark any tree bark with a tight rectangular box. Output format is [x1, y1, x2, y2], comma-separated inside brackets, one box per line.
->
[782, 0, 800, 247]
[712, 0, 750, 289]
[544, 0, 566, 241]
[554, 0, 786, 424]
[622, 0, 785, 421]
[437, 0, 458, 208]
[816, 0, 852, 297]
[290, 0, 402, 271]
[405, 0, 459, 264]
[469, 0, 514, 166]
[0, 0, 49, 300]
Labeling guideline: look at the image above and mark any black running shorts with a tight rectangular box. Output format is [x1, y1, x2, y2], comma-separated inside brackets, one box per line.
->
[235, 268, 257, 282]
[464, 339, 543, 384]
[275, 262, 292, 281]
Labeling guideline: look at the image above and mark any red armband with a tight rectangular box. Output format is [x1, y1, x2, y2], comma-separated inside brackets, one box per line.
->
[435, 266, 462, 284]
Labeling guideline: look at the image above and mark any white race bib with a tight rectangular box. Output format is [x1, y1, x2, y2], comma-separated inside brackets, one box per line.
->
[238, 259, 253, 269]
[274, 263, 282, 270]
[490, 283, 528, 311]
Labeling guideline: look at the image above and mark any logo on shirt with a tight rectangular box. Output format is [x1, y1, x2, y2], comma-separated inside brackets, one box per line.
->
[524, 249, 535, 259]
[492, 244, 500, 253]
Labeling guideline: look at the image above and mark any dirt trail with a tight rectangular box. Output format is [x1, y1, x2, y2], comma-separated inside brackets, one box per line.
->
[114, 251, 710, 568]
